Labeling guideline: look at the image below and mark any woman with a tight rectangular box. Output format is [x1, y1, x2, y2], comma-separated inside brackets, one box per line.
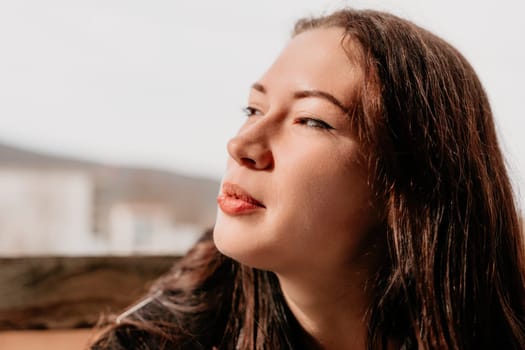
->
[90, 8, 525, 350]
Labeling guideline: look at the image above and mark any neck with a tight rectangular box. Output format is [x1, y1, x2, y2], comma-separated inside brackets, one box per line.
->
[276, 265, 372, 350]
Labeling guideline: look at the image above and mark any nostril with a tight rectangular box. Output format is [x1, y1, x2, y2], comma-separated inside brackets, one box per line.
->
[241, 157, 257, 167]
[227, 135, 273, 170]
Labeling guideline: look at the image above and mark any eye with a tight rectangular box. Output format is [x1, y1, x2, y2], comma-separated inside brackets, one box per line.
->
[297, 117, 334, 130]
[242, 106, 263, 117]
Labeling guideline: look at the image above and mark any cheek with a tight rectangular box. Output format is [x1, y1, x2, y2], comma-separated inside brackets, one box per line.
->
[295, 166, 370, 230]
[283, 143, 369, 216]
[274, 148, 377, 260]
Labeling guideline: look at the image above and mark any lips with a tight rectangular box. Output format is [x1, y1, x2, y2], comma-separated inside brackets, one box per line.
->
[217, 182, 265, 215]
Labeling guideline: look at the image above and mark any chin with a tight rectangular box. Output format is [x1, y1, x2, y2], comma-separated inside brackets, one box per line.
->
[212, 218, 279, 271]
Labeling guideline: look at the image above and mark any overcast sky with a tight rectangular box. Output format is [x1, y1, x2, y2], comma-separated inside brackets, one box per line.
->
[0, 0, 524, 206]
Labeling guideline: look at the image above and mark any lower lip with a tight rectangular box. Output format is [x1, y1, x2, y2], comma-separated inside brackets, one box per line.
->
[217, 195, 264, 215]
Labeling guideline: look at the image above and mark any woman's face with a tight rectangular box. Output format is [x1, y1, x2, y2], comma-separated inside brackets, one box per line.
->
[214, 28, 382, 274]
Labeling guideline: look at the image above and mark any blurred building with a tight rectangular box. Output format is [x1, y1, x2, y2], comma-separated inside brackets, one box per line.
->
[0, 169, 92, 255]
[0, 142, 219, 256]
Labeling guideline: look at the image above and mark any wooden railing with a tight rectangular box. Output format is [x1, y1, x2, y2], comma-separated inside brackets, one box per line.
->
[0, 256, 178, 330]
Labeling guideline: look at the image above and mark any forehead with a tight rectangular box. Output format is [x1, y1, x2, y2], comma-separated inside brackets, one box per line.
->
[258, 27, 363, 104]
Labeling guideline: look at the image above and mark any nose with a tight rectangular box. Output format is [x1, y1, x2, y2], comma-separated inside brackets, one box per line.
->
[227, 123, 274, 170]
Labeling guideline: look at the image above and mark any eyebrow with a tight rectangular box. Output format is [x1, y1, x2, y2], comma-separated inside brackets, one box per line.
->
[251, 82, 350, 114]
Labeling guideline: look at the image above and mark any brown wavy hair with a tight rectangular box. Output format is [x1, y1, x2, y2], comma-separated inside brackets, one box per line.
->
[89, 8, 525, 349]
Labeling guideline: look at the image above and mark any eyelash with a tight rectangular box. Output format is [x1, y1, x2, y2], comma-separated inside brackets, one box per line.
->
[242, 106, 334, 130]
[242, 106, 263, 117]
[296, 118, 334, 130]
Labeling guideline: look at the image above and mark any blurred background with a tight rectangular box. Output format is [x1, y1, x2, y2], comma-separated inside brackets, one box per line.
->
[0, 0, 523, 347]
